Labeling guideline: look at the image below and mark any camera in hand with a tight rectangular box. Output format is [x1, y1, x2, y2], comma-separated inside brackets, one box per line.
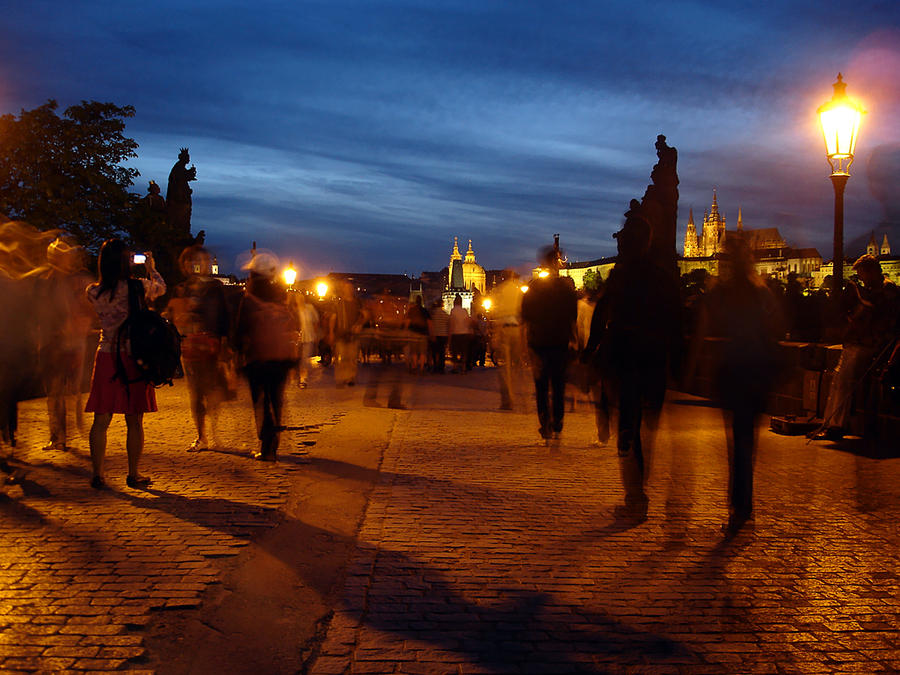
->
[133, 253, 147, 264]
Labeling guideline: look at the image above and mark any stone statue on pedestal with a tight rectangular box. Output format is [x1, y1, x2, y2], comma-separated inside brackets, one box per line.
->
[166, 148, 197, 240]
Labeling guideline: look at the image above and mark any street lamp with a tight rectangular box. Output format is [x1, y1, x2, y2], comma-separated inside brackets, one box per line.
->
[316, 281, 329, 299]
[482, 298, 492, 311]
[817, 73, 865, 306]
[282, 263, 297, 288]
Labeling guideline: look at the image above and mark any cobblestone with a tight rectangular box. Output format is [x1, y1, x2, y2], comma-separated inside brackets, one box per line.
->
[3, 366, 899, 672]
[309, 371, 900, 674]
[0, 373, 351, 671]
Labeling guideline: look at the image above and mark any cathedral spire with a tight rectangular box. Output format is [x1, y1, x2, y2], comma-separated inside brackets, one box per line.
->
[710, 188, 719, 216]
[465, 238, 476, 262]
[450, 236, 462, 262]
[882, 233, 891, 256]
[737, 206, 743, 231]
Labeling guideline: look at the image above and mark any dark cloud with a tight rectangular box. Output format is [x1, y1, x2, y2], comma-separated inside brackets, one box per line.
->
[1, 0, 898, 273]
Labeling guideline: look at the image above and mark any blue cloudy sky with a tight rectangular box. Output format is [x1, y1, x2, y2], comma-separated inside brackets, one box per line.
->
[2, 1, 898, 276]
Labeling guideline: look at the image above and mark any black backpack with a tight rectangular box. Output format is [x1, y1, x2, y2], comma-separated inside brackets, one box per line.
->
[115, 279, 183, 387]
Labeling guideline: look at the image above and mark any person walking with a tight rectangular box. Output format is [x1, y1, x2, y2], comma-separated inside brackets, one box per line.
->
[167, 245, 230, 452]
[428, 300, 450, 373]
[290, 290, 320, 388]
[84, 239, 166, 489]
[601, 215, 681, 519]
[448, 294, 473, 373]
[234, 253, 298, 461]
[692, 237, 784, 534]
[520, 246, 578, 441]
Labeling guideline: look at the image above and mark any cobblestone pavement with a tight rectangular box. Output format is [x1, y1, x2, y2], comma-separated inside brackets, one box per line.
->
[0, 368, 353, 673]
[2, 365, 900, 673]
[310, 370, 900, 674]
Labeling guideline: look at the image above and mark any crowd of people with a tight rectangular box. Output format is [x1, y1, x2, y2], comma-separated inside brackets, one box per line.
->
[2, 216, 898, 535]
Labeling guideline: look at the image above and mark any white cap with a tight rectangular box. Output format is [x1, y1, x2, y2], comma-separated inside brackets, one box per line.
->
[242, 252, 279, 277]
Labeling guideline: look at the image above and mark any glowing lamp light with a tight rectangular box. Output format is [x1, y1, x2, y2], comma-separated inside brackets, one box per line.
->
[316, 281, 329, 298]
[482, 298, 492, 311]
[817, 73, 865, 176]
[537, 269, 550, 278]
[282, 265, 297, 287]
[520, 285, 530, 294]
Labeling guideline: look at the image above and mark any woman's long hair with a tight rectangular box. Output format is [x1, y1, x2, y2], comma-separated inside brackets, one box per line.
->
[95, 238, 130, 299]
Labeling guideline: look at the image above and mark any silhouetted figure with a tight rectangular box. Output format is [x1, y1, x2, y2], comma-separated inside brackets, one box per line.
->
[404, 296, 429, 374]
[694, 237, 784, 535]
[144, 180, 166, 213]
[167, 245, 230, 452]
[448, 294, 473, 373]
[427, 300, 449, 374]
[521, 246, 578, 441]
[85, 239, 166, 489]
[812, 254, 900, 441]
[166, 148, 197, 239]
[330, 281, 363, 386]
[288, 291, 319, 388]
[491, 273, 525, 410]
[235, 253, 297, 461]
[600, 215, 680, 518]
[36, 238, 93, 452]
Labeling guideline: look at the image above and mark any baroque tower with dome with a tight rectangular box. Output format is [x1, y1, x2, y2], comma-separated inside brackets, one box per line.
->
[441, 237, 485, 314]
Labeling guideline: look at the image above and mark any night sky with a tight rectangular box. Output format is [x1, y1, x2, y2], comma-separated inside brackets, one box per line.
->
[2, 1, 898, 276]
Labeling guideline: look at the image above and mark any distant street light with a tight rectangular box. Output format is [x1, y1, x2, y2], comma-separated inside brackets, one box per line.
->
[482, 298, 492, 311]
[282, 263, 297, 288]
[817, 73, 865, 314]
[316, 281, 329, 299]
[520, 285, 530, 294]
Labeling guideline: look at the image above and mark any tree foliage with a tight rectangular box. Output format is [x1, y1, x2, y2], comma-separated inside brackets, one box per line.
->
[582, 268, 602, 293]
[0, 100, 140, 251]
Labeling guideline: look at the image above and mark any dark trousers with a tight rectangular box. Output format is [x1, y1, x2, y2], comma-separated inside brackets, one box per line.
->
[614, 367, 665, 505]
[530, 346, 568, 435]
[430, 336, 447, 373]
[727, 407, 757, 519]
[244, 360, 291, 456]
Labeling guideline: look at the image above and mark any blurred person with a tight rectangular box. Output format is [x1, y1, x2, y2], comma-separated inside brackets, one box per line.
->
[84, 239, 166, 489]
[428, 300, 450, 373]
[36, 238, 93, 452]
[234, 253, 298, 461]
[520, 246, 578, 441]
[582, 285, 612, 446]
[491, 273, 525, 410]
[0, 221, 55, 452]
[692, 237, 784, 535]
[448, 294, 473, 373]
[811, 254, 900, 441]
[330, 281, 363, 386]
[602, 215, 681, 519]
[404, 295, 429, 374]
[167, 245, 230, 452]
[290, 291, 320, 388]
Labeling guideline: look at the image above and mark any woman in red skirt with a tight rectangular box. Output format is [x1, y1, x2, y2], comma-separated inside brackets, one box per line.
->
[85, 239, 165, 489]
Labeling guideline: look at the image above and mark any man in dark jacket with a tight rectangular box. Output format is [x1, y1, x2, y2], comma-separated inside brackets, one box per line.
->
[521, 246, 578, 441]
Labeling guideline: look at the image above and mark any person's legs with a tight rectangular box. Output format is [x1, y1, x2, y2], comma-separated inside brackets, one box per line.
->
[530, 348, 551, 437]
[548, 348, 568, 433]
[616, 375, 647, 510]
[265, 362, 290, 456]
[46, 376, 67, 448]
[590, 377, 610, 444]
[185, 366, 207, 449]
[124, 413, 145, 479]
[729, 406, 756, 522]
[89, 413, 112, 481]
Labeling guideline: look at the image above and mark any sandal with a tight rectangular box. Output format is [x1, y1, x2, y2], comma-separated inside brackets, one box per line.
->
[126, 474, 152, 488]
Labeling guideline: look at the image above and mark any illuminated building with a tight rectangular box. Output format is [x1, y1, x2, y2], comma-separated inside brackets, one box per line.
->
[680, 191, 823, 282]
[442, 237, 483, 314]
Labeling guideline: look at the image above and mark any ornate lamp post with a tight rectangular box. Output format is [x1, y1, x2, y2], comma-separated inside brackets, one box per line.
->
[817, 73, 864, 306]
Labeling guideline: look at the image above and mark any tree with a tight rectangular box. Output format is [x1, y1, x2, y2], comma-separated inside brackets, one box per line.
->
[0, 100, 139, 251]
[582, 268, 602, 293]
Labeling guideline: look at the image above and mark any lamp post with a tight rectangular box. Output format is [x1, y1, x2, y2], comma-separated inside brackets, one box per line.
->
[817, 73, 864, 311]
[282, 263, 297, 289]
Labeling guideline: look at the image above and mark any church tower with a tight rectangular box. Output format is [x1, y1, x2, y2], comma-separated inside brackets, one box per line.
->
[683, 208, 699, 257]
[867, 232, 878, 257]
[700, 189, 726, 256]
[881, 233, 891, 256]
[737, 206, 743, 232]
